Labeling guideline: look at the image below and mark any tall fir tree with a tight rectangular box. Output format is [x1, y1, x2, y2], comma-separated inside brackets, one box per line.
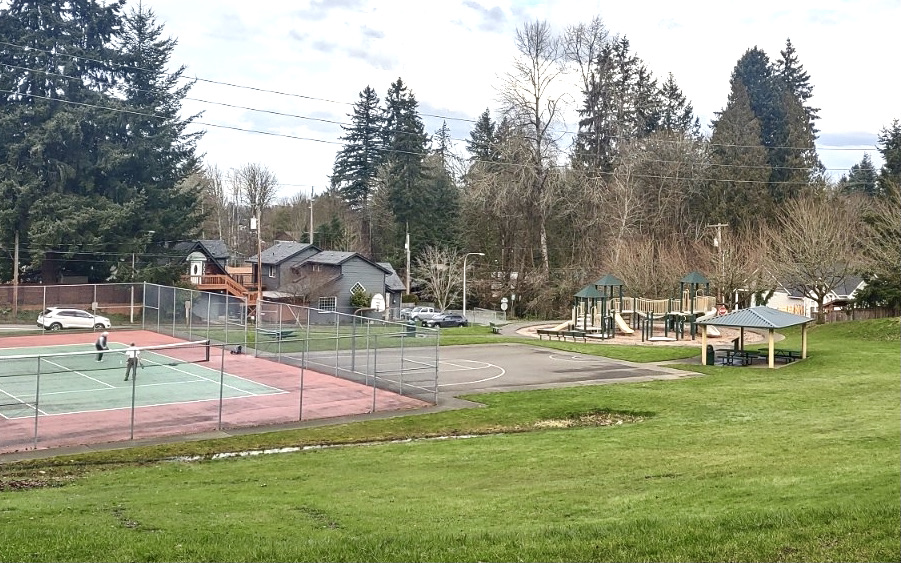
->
[0, 0, 128, 282]
[775, 38, 819, 132]
[379, 78, 429, 261]
[657, 73, 700, 137]
[877, 119, 901, 195]
[115, 5, 203, 275]
[466, 109, 499, 162]
[330, 86, 384, 212]
[705, 83, 772, 229]
[571, 36, 660, 172]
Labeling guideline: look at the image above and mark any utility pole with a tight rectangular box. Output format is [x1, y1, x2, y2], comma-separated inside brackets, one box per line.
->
[12, 230, 19, 319]
[404, 224, 411, 294]
[309, 187, 314, 245]
[707, 223, 729, 304]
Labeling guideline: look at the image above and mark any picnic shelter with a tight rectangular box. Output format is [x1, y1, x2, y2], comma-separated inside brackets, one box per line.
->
[696, 306, 813, 368]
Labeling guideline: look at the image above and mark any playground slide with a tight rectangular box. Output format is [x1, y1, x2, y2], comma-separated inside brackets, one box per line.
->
[551, 320, 572, 332]
[705, 309, 721, 337]
[614, 312, 635, 335]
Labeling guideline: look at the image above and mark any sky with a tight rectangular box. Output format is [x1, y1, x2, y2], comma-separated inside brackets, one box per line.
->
[143, 0, 900, 200]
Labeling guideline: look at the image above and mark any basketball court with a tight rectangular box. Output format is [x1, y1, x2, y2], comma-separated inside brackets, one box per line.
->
[434, 344, 692, 397]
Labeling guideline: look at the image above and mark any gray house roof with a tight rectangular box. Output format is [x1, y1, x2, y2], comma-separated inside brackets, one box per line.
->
[303, 251, 390, 273]
[832, 275, 865, 298]
[173, 240, 230, 261]
[378, 262, 406, 292]
[247, 241, 317, 265]
[696, 306, 812, 329]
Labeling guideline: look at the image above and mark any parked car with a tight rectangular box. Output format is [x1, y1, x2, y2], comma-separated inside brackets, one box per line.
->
[398, 307, 414, 320]
[408, 306, 436, 322]
[422, 313, 469, 328]
[37, 307, 111, 331]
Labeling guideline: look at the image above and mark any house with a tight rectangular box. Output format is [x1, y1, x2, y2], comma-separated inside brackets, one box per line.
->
[756, 275, 866, 317]
[172, 240, 231, 282]
[245, 241, 320, 295]
[287, 250, 393, 314]
[378, 262, 407, 318]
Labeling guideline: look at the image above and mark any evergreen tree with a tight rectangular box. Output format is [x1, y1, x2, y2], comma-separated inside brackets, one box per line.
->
[466, 109, 498, 162]
[115, 5, 203, 277]
[717, 46, 819, 208]
[704, 83, 772, 229]
[330, 86, 384, 211]
[840, 154, 879, 197]
[877, 119, 901, 194]
[657, 73, 700, 137]
[380, 78, 429, 260]
[0, 0, 128, 282]
[571, 36, 659, 172]
[0, 0, 201, 284]
[775, 38, 819, 132]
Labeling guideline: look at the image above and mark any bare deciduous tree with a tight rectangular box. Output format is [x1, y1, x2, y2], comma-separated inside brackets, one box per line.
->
[770, 193, 866, 323]
[202, 164, 227, 240]
[500, 20, 566, 277]
[231, 163, 278, 219]
[413, 245, 461, 311]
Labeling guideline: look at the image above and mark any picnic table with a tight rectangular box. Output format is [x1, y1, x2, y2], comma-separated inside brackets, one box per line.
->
[257, 328, 296, 340]
[719, 349, 759, 366]
[759, 348, 802, 363]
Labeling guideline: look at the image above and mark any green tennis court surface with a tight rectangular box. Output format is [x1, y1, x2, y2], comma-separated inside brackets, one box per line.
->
[0, 342, 287, 419]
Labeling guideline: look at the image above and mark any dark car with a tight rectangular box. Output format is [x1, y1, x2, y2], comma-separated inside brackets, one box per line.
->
[422, 313, 469, 328]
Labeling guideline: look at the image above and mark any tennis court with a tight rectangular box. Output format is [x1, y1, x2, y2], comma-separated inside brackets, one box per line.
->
[0, 331, 429, 454]
[0, 341, 285, 419]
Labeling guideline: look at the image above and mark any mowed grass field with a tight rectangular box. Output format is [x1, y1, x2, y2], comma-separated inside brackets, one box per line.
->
[0, 318, 898, 562]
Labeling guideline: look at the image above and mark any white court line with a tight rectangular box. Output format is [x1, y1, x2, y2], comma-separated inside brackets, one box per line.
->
[3, 392, 282, 419]
[547, 354, 599, 362]
[0, 387, 48, 418]
[43, 359, 115, 389]
[139, 358, 286, 397]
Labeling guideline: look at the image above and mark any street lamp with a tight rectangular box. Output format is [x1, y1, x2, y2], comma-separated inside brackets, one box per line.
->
[462, 252, 484, 321]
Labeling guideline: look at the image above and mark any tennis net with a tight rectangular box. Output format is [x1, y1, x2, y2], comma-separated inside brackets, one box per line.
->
[0, 340, 211, 378]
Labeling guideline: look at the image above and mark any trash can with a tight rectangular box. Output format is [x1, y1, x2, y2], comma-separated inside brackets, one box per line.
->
[705, 344, 716, 366]
[405, 320, 416, 336]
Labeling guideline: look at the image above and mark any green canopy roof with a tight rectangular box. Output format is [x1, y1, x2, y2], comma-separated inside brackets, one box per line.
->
[575, 284, 604, 298]
[680, 271, 709, 285]
[593, 274, 625, 287]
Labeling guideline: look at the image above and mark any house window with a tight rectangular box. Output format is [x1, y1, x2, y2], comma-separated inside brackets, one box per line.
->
[266, 265, 276, 278]
[318, 296, 336, 312]
[312, 264, 322, 272]
[350, 282, 365, 294]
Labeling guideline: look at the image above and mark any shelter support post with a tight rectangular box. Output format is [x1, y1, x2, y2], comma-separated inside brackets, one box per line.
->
[768, 329, 775, 369]
[801, 324, 808, 359]
[700, 328, 707, 364]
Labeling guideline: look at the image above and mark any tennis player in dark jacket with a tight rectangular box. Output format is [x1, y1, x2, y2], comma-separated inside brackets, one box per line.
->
[95, 331, 109, 361]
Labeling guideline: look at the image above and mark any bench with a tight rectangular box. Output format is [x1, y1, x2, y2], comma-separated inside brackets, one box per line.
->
[257, 328, 296, 340]
[536, 328, 560, 340]
[489, 322, 502, 335]
[559, 330, 587, 343]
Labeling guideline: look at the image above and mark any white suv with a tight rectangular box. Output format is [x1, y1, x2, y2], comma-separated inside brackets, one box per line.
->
[37, 308, 112, 331]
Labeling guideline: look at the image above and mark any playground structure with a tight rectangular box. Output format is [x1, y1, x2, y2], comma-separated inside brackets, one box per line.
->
[571, 272, 723, 342]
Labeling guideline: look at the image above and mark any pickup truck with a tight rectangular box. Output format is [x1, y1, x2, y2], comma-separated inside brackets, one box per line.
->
[408, 306, 437, 322]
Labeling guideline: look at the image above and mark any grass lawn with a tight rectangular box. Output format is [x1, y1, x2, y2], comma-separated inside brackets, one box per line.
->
[0, 318, 898, 562]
